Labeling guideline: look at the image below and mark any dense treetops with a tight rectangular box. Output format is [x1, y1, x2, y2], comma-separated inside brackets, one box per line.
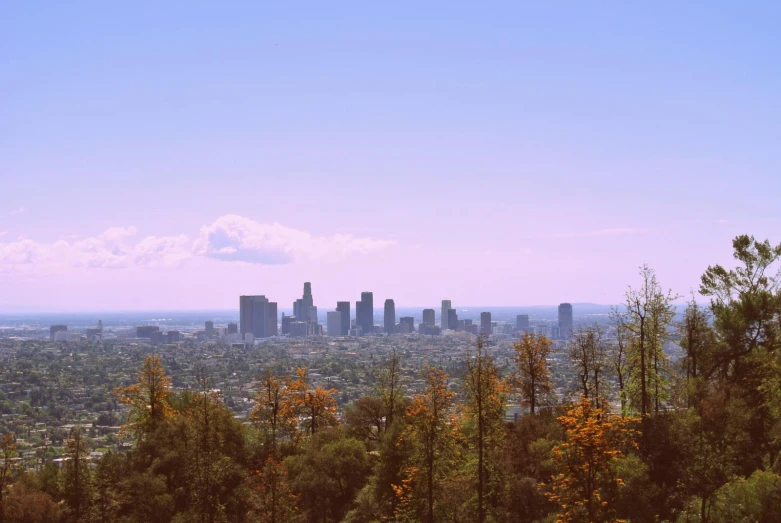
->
[0, 234, 780, 522]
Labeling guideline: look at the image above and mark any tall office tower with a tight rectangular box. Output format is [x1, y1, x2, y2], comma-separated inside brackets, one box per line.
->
[267, 302, 278, 336]
[441, 300, 452, 330]
[50, 325, 67, 341]
[384, 299, 396, 334]
[480, 312, 492, 336]
[240, 295, 277, 338]
[355, 300, 364, 334]
[97, 320, 103, 331]
[516, 314, 529, 332]
[336, 302, 350, 335]
[359, 292, 374, 334]
[448, 308, 459, 330]
[399, 316, 414, 333]
[308, 306, 318, 324]
[227, 322, 238, 335]
[205, 321, 214, 338]
[291, 282, 314, 323]
[294, 298, 304, 321]
[327, 311, 342, 337]
[422, 309, 435, 326]
[303, 282, 313, 311]
[281, 314, 294, 335]
[558, 303, 573, 339]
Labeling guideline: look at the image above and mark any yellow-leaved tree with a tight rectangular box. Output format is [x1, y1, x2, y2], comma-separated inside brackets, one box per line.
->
[548, 397, 639, 523]
[114, 354, 172, 439]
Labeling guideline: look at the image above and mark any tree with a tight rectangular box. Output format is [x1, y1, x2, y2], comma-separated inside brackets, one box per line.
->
[376, 348, 406, 433]
[462, 335, 507, 523]
[624, 265, 677, 432]
[285, 435, 372, 523]
[548, 398, 639, 523]
[61, 427, 92, 521]
[514, 333, 553, 415]
[568, 325, 608, 409]
[344, 395, 386, 445]
[250, 457, 299, 523]
[114, 355, 172, 439]
[699, 235, 781, 471]
[610, 309, 631, 416]
[679, 299, 715, 381]
[403, 366, 457, 523]
[251, 368, 297, 455]
[185, 374, 244, 523]
[287, 368, 339, 437]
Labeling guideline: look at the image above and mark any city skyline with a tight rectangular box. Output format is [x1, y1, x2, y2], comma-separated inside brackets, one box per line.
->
[2, 2, 780, 311]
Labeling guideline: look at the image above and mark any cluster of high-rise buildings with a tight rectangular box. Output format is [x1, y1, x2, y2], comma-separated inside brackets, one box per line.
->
[233, 283, 575, 342]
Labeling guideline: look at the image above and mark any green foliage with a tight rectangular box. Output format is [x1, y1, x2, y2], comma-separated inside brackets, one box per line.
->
[285, 432, 372, 523]
[678, 470, 781, 522]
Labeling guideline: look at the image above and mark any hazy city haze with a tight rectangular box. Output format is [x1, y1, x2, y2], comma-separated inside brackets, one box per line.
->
[2, 2, 780, 310]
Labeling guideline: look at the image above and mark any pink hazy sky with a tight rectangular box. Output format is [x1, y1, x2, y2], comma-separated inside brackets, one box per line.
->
[2, 3, 780, 311]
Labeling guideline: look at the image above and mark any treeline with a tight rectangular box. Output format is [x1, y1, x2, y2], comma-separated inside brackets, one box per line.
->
[1, 234, 781, 522]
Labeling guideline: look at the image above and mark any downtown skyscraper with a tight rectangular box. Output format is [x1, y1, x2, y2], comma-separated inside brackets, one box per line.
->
[356, 291, 374, 335]
[441, 300, 452, 330]
[336, 301, 350, 336]
[384, 299, 395, 334]
[558, 303, 573, 339]
[293, 282, 315, 323]
[480, 311, 492, 336]
[239, 295, 278, 339]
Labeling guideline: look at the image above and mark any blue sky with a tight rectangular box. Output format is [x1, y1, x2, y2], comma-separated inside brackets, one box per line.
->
[1, 2, 780, 310]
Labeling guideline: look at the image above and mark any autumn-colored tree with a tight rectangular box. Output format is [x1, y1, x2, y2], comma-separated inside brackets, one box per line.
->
[114, 354, 172, 439]
[568, 325, 608, 409]
[548, 398, 639, 523]
[462, 335, 507, 523]
[250, 457, 299, 523]
[287, 368, 339, 437]
[251, 368, 297, 454]
[514, 333, 554, 415]
[402, 365, 457, 523]
[62, 427, 92, 522]
[0, 433, 17, 521]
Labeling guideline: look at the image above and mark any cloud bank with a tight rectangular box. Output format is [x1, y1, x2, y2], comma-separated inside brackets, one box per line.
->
[194, 214, 396, 264]
[0, 215, 395, 274]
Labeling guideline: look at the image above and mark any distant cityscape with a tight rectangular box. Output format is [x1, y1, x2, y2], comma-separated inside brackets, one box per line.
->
[30, 282, 579, 345]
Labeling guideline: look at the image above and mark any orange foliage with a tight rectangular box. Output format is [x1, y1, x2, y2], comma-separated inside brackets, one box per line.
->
[548, 397, 639, 523]
[113, 355, 172, 438]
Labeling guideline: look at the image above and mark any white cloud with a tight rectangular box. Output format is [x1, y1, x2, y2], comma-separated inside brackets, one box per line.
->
[0, 215, 396, 274]
[1, 228, 190, 271]
[194, 214, 396, 264]
[0, 239, 43, 264]
[134, 235, 191, 268]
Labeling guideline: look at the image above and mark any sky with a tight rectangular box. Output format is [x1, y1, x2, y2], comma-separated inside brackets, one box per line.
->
[1, 2, 780, 311]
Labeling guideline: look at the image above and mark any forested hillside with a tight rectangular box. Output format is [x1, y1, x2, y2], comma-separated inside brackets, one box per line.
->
[1, 235, 780, 523]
